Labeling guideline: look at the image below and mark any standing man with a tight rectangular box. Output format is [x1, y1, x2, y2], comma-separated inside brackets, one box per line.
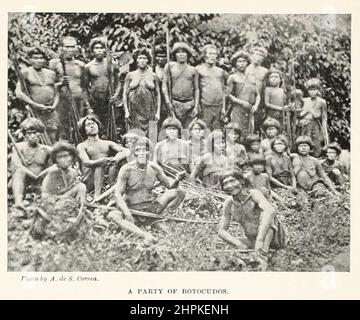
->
[49, 35, 91, 141]
[196, 44, 228, 131]
[227, 50, 260, 137]
[246, 46, 269, 132]
[84, 38, 121, 136]
[15, 47, 60, 144]
[162, 42, 199, 130]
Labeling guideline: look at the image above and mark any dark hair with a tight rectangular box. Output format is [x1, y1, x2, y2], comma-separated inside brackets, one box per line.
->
[134, 48, 152, 65]
[265, 68, 284, 86]
[325, 142, 342, 155]
[219, 170, 245, 190]
[230, 50, 250, 67]
[263, 117, 280, 131]
[295, 135, 314, 149]
[271, 134, 288, 151]
[189, 118, 207, 131]
[77, 114, 102, 138]
[51, 141, 78, 163]
[20, 118, 45, 134]
[89, 38, 106, 52]
[27, 47, 47, 59]
[244, 134, 261, 150]
[162, 117, 182, 131]
[171, 42, 192, 60]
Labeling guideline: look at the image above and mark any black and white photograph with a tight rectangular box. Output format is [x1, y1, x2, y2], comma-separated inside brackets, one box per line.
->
[7, 12, 351, 273]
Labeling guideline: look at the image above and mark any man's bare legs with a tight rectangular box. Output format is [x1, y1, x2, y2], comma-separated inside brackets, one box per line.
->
[107, 210, 156, 245]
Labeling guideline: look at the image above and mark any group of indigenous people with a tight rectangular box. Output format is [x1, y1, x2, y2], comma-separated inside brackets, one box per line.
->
[9, 36, 349, 271]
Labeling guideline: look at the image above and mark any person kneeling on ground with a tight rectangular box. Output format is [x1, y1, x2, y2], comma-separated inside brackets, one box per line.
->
[218, 171, 286, 271]
[109, 137, 187, 245]
[31, 141, 86, 239]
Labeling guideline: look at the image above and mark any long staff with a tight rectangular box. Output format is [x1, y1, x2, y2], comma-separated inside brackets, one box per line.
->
[59, 53, 81, 144]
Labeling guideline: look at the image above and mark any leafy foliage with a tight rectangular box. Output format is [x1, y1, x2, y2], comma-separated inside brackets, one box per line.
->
[8, 13, 350, 147]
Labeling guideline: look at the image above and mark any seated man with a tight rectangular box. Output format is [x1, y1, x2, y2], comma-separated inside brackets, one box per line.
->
[292, 136, 340, 196]
[31, 141, 86, 239]
[109, 137, 186, 244]
[10, 118, 52, 216]
[154, 117, 190, 173]
[77, 115, 130, 198]
[190, 130, 232, 188]
[218, 171, 286, 271]
[321, 142, 346, 187]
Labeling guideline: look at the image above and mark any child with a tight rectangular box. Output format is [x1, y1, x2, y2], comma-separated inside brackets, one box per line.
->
[153, 117, 190, 173]
[121, 132, 139, 162]
[260, 118, 281, 157]
[321, 142, 346, 187]
[244, 154, 272, 199]
[292, 136, 339, 195]
[264, 69, 288, 131]
[187, 119, 207, 172]
[224, 122, 248, 175]
[266, 135, 296, 189]
[297, 78, 328, 157]
[244, 133, 262, 163]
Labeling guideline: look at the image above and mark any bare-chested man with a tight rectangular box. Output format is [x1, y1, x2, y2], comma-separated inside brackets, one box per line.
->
[292, 136, 339, 196]
[109, 137, 186, 244]
[227, 51, 260, 137]
[196, 44, 228, 131]
[77, 115, 130, 198]
[246, 46, 269, 132]
[49, 35, 91, 140]
[298, 78, 329, 157]
[15, 48, 60, 144]
[154, 117, 190, 173]
[84, 38, 121, 134]
[10, 118, 52, 215]
[162, 42, 199, 130]
[219, 171, 286, 271]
